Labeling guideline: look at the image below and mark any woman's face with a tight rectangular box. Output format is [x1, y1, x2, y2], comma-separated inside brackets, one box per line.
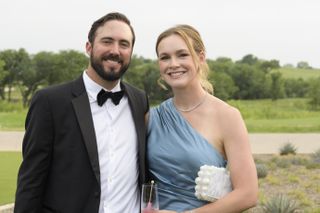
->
[157, 34, 199, 90]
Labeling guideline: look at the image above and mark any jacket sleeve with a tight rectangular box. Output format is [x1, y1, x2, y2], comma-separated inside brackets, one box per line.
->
[14, 90, 54, 213]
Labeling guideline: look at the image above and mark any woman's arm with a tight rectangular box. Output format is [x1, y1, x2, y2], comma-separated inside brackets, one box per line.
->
[191, 106, 258, 213]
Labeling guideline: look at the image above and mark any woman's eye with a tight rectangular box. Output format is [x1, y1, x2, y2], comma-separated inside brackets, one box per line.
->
[179, 53, 189, 57]
[159, 56, 169, 60]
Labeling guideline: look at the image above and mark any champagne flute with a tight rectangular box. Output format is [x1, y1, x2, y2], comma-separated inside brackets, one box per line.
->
[141, 180, 159, 213]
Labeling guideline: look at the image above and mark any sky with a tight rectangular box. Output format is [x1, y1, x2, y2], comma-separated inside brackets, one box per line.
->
[1, 0, 319, 68]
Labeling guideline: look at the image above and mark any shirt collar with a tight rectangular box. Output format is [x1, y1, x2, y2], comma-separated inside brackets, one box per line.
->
[82, 70, 122, 103]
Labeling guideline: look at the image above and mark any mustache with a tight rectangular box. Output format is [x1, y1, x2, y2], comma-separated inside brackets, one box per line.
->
[102, 54, 122, 63]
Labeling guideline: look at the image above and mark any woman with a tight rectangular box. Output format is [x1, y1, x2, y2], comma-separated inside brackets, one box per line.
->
[147, 25, 258, 212]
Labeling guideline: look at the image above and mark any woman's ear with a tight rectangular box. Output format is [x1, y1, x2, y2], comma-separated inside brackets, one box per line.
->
[199, 51, 206, 63]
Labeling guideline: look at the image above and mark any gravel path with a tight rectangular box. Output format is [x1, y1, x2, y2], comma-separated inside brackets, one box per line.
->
[0, 131, 319, 154]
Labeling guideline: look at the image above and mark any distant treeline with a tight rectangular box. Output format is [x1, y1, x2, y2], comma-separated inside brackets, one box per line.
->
[0, 48, 319, 109]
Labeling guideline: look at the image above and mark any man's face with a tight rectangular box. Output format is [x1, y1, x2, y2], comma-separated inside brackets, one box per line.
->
[86, 20, 133, 81]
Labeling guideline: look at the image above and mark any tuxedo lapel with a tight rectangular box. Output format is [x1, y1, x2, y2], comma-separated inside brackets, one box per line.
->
[122, 82, 146, 186]
[123, 82, 142, 139]
[71, 77, 100, 185]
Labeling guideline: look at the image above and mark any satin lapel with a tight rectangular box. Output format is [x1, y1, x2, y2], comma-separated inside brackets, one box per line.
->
[71, 77, 100, 185]
[122, 82, 146, 186]
[125, 92, 139, 124]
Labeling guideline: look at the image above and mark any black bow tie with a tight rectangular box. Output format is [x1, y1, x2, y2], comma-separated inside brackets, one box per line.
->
[97, 89, 124, 106]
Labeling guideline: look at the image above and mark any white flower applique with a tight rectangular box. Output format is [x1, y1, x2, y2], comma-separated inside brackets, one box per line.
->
[195, 165, 233, 202]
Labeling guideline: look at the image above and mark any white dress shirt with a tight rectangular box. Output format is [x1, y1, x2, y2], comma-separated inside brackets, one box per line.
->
[83, 71, 139, 213]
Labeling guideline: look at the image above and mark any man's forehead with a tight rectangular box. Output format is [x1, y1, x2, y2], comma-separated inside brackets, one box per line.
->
[95, 20, 133, 41]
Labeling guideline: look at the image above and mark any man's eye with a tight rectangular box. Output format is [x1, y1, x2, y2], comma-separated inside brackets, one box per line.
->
[120, 42, 130, 48]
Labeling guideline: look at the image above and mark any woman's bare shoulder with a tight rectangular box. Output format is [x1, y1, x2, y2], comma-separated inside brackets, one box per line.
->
[209, 95, 240, 116]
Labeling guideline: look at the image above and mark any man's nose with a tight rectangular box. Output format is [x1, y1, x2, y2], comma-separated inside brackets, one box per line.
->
[109, 43, 120, 55]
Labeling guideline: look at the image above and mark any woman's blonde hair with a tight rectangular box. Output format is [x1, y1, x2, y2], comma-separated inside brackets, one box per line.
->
[155, 24, 213, 94]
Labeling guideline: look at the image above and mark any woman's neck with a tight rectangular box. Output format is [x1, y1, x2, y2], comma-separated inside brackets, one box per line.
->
[173, 85, 207, 113]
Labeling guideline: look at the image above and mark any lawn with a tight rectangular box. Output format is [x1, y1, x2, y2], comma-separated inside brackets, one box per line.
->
[0, 111, 26, 131]
[273, 67, 320, 80]
[0, 152, 21, 205]
[229, 98, 320, 132]
[0, 100, 26, 131]
[2, 98, 320, 132]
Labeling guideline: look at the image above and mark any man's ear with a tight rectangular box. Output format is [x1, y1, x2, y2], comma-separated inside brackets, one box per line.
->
[86, 42, 92, 56]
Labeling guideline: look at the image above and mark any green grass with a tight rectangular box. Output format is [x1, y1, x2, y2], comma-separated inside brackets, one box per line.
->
[245, 117, 320, 133]
[0, 100, 26, 131]
[0, 111, 26, 131]
[0, 152, 22, 205]
[272, 67, 320, 80]
[1, 98, 320, 132]
[228, 98, 320, 132]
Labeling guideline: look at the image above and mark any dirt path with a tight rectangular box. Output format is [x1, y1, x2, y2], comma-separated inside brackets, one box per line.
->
[0, 131, 24, 151]
[249, 133, 320, 154]
[0, 131, 319, 154]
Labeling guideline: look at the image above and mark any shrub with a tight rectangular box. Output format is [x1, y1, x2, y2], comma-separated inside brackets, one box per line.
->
[271, 157, 291, 168]
[256, 163, 268, 179]
[305, 162, 320, 169]
[311, 148, 320, 164]
[261, 194, 301, 213]
[288, 156, 308, 166]
[280, 143, 297, 155]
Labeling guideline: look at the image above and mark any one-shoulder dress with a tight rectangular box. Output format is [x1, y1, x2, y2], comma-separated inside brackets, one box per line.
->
[147, 98, 227, 211]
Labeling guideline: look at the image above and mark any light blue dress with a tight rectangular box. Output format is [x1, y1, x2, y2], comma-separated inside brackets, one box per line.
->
[147, 98, 227, 211]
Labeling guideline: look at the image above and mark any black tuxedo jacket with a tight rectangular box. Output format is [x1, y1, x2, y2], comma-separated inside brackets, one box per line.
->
[14, 76, 149, 213]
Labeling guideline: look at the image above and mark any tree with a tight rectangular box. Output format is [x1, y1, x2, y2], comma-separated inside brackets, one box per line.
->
[142, 63, 169, 103]
[307, 77, 320, 110]
[209, 71, 238, 101]
[0, 49, 30, 102]
[269, 72, 285, 101]
[32, 51, 60, 86]
[0, 59, 9, 100]
[259, 60, 280, 73]
[297, 61, 311, 69]
[123, 55, 147, 90]
[55, 50, 88, 82]
[123, 56, 167, 104]
[17, 56, 45, 107]
[238, 54, 259, 66]
[207, 57, 233, 75]
[284, 78, 308, 98]
[229, 64, 270, 99]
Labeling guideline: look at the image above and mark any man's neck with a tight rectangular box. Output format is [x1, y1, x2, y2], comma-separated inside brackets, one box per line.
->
[85, 68, 119, 90]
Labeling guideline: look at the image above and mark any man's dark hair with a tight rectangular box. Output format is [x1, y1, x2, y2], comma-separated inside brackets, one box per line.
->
[88, 12, 135, 47]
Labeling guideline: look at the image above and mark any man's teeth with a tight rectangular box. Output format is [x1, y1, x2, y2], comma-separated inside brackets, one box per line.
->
[104, 59, 120, 64]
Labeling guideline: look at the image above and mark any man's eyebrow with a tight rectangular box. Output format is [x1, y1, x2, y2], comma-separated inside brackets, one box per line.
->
[100, 37, 113, 41]
[100, 37, 130, 44]
[119, 39, 130, 44]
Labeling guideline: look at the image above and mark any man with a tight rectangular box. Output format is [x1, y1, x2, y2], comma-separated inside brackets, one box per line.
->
[14, 12, 149, 213]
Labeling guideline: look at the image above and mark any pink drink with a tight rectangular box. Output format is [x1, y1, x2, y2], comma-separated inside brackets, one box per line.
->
[142, 202, 157, 213]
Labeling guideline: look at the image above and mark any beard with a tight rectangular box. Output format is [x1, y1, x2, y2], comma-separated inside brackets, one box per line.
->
[90, 52, 130, 81]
